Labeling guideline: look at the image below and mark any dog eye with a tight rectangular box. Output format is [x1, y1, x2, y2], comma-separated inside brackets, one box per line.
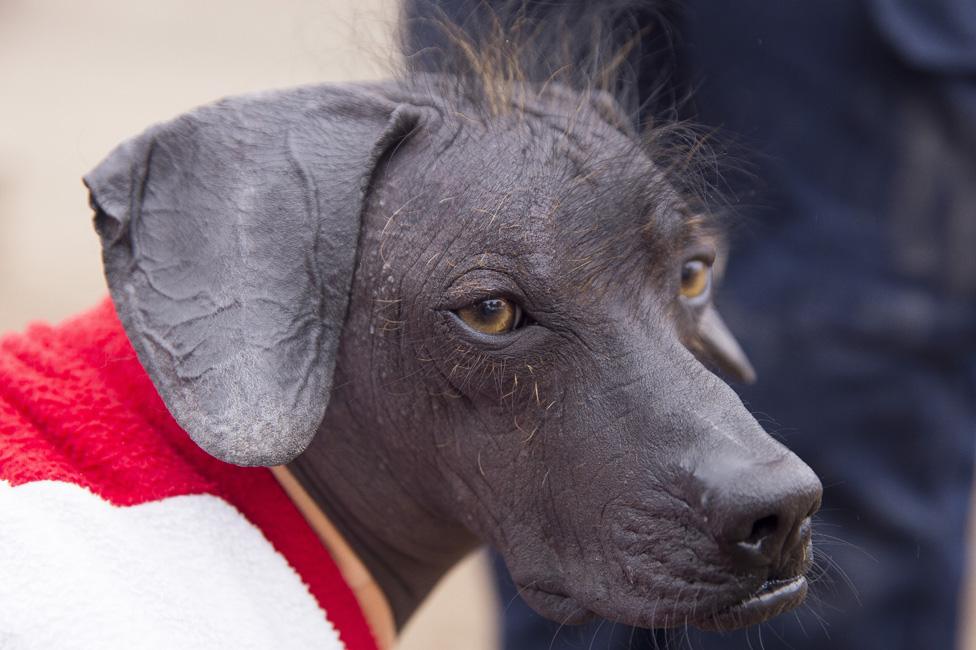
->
[680, 259, 712, 301]
[455, 297, 524, 334]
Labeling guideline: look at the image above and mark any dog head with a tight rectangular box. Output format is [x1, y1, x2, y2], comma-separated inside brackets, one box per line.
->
[85, 79, 820, 631]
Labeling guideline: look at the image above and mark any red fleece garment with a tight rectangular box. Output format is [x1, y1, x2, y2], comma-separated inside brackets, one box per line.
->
[0, 298, 378, 650]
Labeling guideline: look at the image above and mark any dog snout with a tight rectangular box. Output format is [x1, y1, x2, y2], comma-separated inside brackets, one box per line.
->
[694, 452, 822, 574]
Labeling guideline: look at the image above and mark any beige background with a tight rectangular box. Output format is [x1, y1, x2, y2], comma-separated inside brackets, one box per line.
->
[0, 2, 972, 649]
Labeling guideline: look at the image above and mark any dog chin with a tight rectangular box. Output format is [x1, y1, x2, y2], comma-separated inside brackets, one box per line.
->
[516, 584, 596, 625]
[519, 571, 810, 633]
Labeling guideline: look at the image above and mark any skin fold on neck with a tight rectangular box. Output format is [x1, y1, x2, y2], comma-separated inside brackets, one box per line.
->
[276, 431, 481, 642]
[271, 466, 396, 650]
[282, 409, 483, 635]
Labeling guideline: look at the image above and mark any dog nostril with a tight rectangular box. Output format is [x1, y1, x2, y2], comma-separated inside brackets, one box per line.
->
[744, 514, 779, 547]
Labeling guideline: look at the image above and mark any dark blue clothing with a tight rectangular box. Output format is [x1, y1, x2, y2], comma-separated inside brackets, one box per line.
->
[409, 1, 976, 647]
[677, 3, 976, 648]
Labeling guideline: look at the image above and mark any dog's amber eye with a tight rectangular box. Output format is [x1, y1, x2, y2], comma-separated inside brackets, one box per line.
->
[456, 298, 523, 334]
[680, 259, 712, 300]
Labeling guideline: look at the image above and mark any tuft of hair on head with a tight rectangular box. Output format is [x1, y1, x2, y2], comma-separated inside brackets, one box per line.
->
[397, 0, 680, 121]
[396, 0, 748, 221]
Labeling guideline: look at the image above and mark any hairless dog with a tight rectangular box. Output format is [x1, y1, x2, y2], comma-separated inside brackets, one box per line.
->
[15, 3, 824, 643]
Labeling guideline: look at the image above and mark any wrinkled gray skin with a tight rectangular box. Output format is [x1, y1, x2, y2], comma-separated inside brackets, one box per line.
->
[85, 80, 822, 633]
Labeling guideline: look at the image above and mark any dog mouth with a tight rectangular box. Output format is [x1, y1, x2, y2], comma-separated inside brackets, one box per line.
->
[694, 575, 808, 631]
[519, 574, 808, 632]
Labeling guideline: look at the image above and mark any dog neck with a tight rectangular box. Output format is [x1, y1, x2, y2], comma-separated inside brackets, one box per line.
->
[271, 466, 396, 649]
[282, 434, 478, 636]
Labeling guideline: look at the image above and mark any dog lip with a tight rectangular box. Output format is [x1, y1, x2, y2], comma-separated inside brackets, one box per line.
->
[695, 575, 808, 632]
[517, 582, 570, 602]
[516, 583, 595, 625]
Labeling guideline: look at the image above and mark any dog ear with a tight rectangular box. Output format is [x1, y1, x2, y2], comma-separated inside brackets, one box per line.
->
[84, 85, 418, 467]
[697, 306, 757, 384]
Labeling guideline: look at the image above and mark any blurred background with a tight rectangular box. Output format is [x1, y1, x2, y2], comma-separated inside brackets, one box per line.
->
[0, 2, 972, 649]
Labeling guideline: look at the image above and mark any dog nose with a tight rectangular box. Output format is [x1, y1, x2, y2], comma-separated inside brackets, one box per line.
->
[697, 453, 822, 571]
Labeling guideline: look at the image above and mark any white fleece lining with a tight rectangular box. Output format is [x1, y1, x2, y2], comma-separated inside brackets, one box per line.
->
[0, 480, 345, 650]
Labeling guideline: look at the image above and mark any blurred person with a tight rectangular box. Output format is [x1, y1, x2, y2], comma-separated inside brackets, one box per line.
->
[405, 1, 976, 648]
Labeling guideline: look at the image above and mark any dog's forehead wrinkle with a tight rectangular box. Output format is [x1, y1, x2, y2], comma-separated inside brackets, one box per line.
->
[419, 90, 642, 172]
[398, 85, 711, 254]
[404, 122, 662, 264]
